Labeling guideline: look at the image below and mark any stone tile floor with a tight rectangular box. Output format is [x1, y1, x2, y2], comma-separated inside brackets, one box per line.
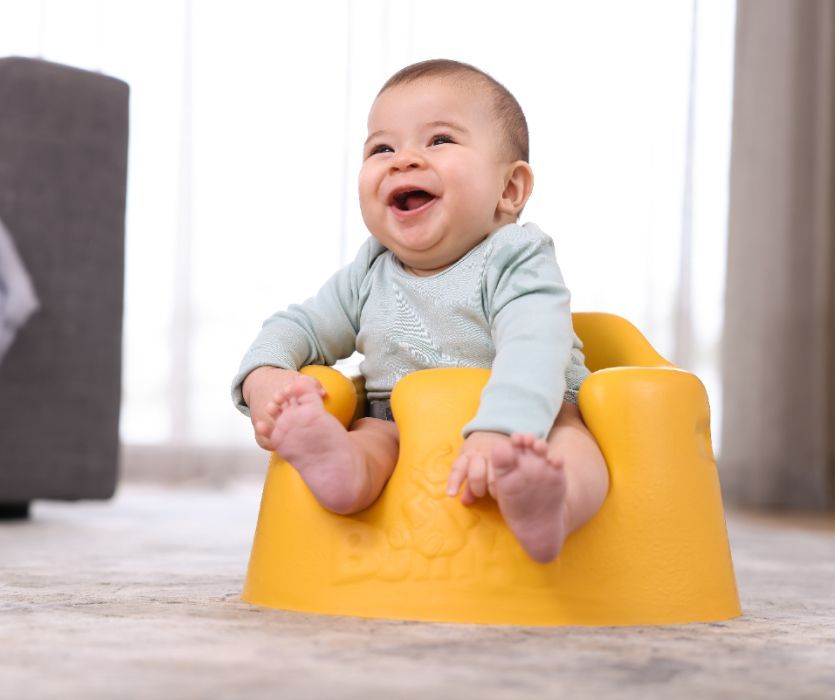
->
[1, 481, 834, 699]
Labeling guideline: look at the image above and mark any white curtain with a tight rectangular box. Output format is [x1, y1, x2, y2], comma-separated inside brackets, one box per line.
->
[0, 0, 736, 457]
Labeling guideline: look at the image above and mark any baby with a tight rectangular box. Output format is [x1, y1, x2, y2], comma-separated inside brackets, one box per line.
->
[232, 59, 609, 563]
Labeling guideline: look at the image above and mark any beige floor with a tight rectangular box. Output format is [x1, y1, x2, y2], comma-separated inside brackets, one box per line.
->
[2, 480, 834, 700]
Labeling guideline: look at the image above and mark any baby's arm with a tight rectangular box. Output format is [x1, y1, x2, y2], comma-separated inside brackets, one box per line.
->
[232, 237, 387, 448]
[447, 225, 575, 500]
[466, 226, 574, 438]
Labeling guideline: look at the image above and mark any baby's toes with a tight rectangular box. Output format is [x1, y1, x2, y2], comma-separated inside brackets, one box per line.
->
[284, 396, 298, 411]
[270, 393, 287, 409]
[530, 438, 549, 457]
[254, 419, 273, 438]
[296, 389, 324, 406]
[291, 375, 320, 396]
[490, 441, 519, 480]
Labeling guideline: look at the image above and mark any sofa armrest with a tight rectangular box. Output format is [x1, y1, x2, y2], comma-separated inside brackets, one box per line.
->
[0, 58, 129, 501]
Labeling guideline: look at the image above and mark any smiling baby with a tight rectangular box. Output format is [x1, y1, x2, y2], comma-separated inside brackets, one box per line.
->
[232, 59, 608, 562]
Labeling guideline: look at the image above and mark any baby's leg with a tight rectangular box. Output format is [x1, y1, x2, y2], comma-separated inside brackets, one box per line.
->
[268, 376, 399, 515]
[491, 403, 608, 562]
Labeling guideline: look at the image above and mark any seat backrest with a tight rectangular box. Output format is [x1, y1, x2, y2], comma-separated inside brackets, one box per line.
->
[572, 312, 674, 372]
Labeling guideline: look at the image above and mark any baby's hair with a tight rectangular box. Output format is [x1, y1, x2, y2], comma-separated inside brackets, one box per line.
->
[378, 59, 529, 163]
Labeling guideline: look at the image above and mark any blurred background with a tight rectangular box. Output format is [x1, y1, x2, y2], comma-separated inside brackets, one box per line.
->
[1, 0, 831, 509]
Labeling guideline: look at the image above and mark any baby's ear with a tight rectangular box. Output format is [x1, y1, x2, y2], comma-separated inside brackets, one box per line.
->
[497, 161, 534, 217]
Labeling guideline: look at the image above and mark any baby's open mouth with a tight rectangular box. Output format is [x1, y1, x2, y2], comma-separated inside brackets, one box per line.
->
[390, 189, 437, 212]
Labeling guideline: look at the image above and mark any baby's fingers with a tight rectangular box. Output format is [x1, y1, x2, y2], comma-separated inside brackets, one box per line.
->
[447, 454, 469, 497]
[467, 455, 488, 498]
[487, 461, 497, 499]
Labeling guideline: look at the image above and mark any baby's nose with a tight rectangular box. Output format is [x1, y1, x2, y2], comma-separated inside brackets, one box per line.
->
[390, 148, 424, 171]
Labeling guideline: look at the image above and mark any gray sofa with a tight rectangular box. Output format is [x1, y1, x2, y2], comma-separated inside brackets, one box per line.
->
[0, 57, 128, 516]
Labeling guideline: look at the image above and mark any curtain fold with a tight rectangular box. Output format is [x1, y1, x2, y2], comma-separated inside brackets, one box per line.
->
[721, 0, 835, 509]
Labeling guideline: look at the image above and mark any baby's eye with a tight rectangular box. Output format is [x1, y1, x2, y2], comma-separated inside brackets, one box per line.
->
[430, 134, 454, 146]
[368, 143, 394, 157]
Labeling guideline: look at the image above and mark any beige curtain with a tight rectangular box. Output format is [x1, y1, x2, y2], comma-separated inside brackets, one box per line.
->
[721, 0, 835, 509]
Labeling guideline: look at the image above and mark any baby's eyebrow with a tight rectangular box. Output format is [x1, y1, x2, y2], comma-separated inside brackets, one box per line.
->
[364, 120, 470, 147]
[364, 130, 387, 146]
[425, 120, 468, 134]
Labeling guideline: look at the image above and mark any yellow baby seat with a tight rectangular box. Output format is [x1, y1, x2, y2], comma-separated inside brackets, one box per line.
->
[242, 312, 741, 625]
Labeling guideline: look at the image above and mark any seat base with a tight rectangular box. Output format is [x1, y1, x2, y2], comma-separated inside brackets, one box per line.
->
[242, 366, 741, 626]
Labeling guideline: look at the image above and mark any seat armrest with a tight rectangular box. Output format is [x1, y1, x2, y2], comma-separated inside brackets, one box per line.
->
[579, 366, 715, 468]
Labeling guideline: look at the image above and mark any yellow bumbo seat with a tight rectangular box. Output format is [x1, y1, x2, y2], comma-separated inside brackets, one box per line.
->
[242, 312, 741, 625]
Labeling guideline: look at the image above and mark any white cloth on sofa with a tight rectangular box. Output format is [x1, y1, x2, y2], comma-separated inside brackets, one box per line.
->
[0, 215, 40, 364]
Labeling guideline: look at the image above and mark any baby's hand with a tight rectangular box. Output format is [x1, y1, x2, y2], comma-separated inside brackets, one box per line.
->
[243, 367, 325, 450]
[446, 431, 512, 505]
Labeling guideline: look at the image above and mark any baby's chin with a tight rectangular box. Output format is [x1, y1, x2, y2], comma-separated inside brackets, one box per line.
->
[369, 231, 439, 262]
[392, 232, 493, 274]
[383, 244, 451, 276]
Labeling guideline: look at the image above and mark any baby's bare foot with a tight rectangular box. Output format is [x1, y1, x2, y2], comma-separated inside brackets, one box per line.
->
[270, 376, 368, 514]
[491, 433, 568, 563]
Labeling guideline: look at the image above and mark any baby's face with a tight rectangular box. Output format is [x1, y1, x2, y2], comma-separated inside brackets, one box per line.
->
[359, 78, 515, 275]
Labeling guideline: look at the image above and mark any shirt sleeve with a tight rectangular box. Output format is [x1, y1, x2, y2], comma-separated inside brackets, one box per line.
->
[230, 237, 384, 415]
[462, 224, 573, 438]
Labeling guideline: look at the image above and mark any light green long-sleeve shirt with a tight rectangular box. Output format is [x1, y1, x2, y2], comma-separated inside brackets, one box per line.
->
[232, 222, 589, 438]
